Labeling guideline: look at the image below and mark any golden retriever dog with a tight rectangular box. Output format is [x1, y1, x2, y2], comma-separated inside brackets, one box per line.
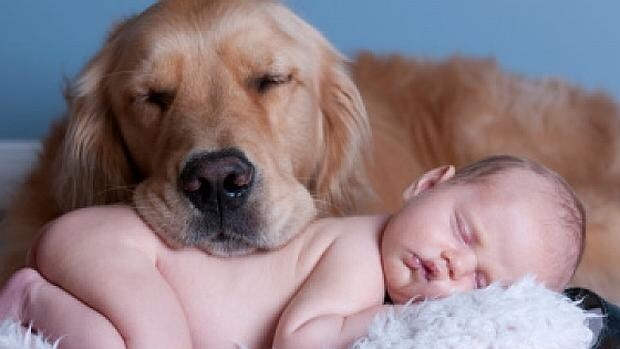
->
[1, 0, 619, 303]
[0, 0, 373, 280]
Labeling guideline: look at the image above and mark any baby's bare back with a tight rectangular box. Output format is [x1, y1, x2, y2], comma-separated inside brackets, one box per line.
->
[155, 216, 385, 348]
[155, 215, 385, 348]
[155, 234, 319, 347]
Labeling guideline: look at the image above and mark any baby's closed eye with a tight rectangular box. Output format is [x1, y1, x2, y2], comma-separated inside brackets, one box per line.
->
[455, 212, 476, 246]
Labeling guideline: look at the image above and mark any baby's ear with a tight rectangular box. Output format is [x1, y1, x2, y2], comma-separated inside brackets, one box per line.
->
[402, 165, 456, 201]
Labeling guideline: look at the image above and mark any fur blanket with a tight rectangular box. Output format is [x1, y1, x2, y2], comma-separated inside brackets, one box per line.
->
[0, 322, 58, 349]
[352, 278, 595, 349]
[0, 278, 594, 349]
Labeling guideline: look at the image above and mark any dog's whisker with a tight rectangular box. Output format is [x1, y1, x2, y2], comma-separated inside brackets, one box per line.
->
[92, 187, 135, 201]
[309, 197, 339, 212]
[96, 185, 135, 195]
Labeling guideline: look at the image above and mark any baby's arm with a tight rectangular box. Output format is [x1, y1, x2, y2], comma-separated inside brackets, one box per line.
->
[273, 219, 388, 349]
[32, 206, 192, 349]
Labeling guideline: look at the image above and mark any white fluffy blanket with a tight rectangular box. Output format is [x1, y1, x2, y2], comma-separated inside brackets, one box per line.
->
[352, 278, 595, 349]
[0, 278, 594, 349]
[0, 322, 58, 349]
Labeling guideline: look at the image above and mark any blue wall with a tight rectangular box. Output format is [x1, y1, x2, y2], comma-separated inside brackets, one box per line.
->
[1, 0, 619, 139]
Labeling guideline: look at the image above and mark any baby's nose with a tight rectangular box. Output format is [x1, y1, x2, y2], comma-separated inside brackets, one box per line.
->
[442, 249, 476, 279]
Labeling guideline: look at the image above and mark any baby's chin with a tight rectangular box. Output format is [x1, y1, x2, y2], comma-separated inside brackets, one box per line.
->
[386, 287, 424, 304]
[387, 292, 427, 304]
[387, 283, 465, 304]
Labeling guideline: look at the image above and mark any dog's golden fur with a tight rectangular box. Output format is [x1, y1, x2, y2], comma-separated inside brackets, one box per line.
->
[1, 0, 619, 302]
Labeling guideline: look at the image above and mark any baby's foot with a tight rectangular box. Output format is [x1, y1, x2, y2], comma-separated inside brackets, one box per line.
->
[0, 268, 42, 323]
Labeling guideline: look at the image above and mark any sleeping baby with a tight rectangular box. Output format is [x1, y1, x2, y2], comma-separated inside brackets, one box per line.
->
[0, 155, 585, 349]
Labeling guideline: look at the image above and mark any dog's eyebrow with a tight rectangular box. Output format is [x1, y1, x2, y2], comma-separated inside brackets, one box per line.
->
[270, 56, 289, 69]
[249, 54, 290, 74]
[101, 70, 154, 82]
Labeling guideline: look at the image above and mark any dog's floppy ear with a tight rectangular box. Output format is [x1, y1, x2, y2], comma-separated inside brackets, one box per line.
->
[263, 3, 374, 214]
[315, 51, 374, 215]
[54, 20, 136, 211]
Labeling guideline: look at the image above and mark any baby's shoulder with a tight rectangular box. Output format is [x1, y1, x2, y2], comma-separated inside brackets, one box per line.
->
[291, 215, 386, 275]
[314, 214, 389, 240]
[303, 214, 389, 255]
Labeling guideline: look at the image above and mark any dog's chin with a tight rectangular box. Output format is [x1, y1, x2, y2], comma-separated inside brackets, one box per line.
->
[195, 238, 258, 257]
[185, 218, 293, 256]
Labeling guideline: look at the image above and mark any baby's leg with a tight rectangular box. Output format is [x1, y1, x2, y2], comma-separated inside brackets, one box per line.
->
[0, 268, 125, 349]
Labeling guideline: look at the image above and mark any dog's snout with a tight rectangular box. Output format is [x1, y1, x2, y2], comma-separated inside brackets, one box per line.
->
[180, 150, 255, 212]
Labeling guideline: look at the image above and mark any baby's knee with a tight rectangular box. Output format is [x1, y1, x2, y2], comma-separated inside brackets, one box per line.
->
[0, 268, 43, 323]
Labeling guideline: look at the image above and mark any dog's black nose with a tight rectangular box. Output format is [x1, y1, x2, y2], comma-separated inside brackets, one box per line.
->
[180, 149, 254, 212]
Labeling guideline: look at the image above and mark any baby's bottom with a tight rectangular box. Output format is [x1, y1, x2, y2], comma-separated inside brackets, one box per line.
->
[0, 268, 125, 349]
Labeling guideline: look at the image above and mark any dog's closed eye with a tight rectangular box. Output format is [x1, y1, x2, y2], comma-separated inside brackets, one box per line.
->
[138, 89, 176, 112]
[253, 73, 292, 94]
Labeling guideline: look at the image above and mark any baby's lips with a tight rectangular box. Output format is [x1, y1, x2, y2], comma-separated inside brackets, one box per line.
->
[420, 260, 440, 280]
[405, 253, 429, 281]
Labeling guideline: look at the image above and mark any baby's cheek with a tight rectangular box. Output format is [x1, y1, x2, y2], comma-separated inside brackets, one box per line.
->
[383, 259, 409, 286]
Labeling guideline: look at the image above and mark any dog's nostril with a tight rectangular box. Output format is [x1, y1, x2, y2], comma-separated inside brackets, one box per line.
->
[183, 177, 202, 192]
[222, 169, 253, 198]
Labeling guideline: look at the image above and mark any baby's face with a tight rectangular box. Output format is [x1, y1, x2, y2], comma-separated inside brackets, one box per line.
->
[382, 170, 559, 304]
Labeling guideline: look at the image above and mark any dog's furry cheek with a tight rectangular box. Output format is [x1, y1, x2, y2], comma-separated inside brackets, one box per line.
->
[132, 179, 190, 249]
[259, 181, 318, 250]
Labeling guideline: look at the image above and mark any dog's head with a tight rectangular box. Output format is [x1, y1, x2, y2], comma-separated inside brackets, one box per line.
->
[54, 0, 371, 255]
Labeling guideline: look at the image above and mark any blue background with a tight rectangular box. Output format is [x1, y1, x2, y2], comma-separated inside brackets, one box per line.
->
[1, 0, 618, 140]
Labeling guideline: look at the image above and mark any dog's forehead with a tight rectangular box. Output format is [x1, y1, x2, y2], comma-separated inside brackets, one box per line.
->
[137, 2, 311, 69]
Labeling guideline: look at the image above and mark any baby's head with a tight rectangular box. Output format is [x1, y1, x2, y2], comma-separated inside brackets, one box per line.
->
[381, 155, 585, 304]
